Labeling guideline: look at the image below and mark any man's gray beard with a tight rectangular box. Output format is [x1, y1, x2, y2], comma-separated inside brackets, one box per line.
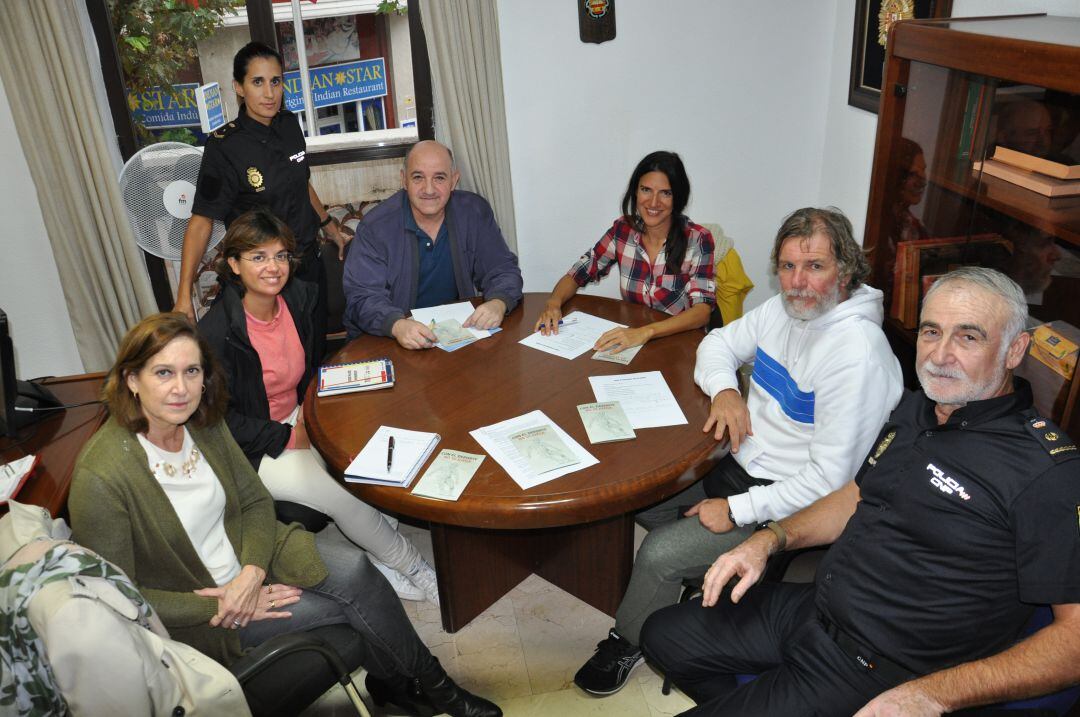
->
[916, 360, 1007, 406]
[781, 283, 841, 321]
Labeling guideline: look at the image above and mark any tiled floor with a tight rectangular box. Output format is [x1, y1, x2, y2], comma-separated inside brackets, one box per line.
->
[303, 524, 694, 716]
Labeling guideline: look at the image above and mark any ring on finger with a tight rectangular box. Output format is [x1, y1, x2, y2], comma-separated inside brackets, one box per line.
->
[267, 584, 273, 594]
[269, 599, 276, 609]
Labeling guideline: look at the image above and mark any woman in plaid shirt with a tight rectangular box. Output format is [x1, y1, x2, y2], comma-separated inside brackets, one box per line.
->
[535, 151, 716, 353]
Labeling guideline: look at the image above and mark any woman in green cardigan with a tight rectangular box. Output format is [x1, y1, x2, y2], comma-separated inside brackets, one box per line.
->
[69, 313, 500, 717]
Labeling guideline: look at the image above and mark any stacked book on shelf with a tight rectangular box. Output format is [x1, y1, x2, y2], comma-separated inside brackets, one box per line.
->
[891, 234, 1012, 329]
[973, 146, 1080, 202]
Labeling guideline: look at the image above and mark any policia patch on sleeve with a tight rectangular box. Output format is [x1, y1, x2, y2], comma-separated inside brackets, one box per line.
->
[1026, 417, 1077, 462]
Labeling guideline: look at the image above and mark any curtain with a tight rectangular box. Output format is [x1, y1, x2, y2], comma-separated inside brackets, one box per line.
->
[418, 0, 518, 252]
[0, 0, 157, 371]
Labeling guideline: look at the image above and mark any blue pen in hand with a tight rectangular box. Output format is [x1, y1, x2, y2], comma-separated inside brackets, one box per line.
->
[539, 318, 578, 330]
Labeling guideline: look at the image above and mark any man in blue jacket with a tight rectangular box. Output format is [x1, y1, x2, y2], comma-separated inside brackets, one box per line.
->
[342, 140, 523, 348]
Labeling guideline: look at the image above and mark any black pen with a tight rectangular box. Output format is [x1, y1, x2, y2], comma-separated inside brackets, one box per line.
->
[387, 436, 395, 473]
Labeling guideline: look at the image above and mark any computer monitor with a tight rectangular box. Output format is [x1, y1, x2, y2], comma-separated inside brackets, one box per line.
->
[0, 309, 62, 438]
[0, 309, 18, 438]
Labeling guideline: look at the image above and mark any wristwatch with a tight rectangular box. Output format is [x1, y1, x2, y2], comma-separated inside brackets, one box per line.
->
[755, 520, 787, 551]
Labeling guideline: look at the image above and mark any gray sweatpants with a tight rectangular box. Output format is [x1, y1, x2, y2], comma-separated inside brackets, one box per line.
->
[616, 455, 769, 646]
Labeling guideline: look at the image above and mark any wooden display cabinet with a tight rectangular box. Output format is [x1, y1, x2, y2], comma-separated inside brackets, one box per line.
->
[864, 14, 1080, 437]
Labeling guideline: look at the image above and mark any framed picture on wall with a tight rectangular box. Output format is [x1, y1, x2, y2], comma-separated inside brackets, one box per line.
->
[849, 0, 953, 113]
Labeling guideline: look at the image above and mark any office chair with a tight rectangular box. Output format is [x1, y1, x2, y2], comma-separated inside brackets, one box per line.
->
[230, 625, 371, 717]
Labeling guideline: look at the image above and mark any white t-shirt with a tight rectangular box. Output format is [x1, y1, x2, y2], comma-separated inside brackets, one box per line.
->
[137, 428, 242, 586]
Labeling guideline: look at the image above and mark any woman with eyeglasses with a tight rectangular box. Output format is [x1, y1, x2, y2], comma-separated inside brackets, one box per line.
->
[534, 151, 716, 353]
[69, 312, 501, 717]
[197, 208, 439, 606]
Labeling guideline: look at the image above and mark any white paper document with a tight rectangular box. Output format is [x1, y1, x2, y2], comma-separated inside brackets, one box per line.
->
[469, 410, 598, 490]
[0, 455, 36, 503]
[345, 426, 440, 487]
[589, 371, 688, 429]
[410, 301, 499, 340]
[518, 311, 625, 360]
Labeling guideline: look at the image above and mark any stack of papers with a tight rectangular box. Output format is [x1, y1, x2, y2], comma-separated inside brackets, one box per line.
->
[519, 311, 625, 360]
[410, 301, 502, 342]
[318, 358, 394, 397]
[430, 319, 479, 352]
[470, 410, 597, 490]
[345, 426, 440, 487]
[589, 372, 688, 429]
[0, 455, 37, 503]
[412, 450, 485, 501]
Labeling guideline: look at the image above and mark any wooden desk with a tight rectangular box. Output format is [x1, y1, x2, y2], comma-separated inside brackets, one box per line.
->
[305, 294, 721, 631]
[0, 374, 107, 517]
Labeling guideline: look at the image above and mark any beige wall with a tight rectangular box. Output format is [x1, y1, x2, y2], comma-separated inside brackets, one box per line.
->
[311, 157, 403, 206]
[388, 13, 415, 128]
[196, 25, 250, 122]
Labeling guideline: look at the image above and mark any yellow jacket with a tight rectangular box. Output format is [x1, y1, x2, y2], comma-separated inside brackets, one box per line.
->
[702, 223, 754, 326]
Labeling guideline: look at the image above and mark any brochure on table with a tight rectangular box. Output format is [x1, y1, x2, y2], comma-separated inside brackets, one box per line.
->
[588, 371, 688, 429]
[412, 450, 485, 501]
[509, 425, 578, 474]
[591, 343, 643, 365]
[470, 410, 597, 490]
[519, 311, 625, 360]
[577, 401, 636, 444]
[410, 301, 500, 340]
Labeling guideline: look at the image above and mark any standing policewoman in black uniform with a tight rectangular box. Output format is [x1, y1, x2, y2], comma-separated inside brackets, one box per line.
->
[174, 41, 348, 351]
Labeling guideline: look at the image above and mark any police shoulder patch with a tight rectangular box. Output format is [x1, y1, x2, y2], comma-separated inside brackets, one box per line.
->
[209, 121, 239, 141]
[867, 428, 896, 467]
[1025, 416, 1078, 463]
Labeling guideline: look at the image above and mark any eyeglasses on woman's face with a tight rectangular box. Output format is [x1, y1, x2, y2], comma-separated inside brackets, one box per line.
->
[239, 251, 291, 265]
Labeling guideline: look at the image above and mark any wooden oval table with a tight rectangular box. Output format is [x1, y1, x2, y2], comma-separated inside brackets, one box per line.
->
[305, 294, 723, 632]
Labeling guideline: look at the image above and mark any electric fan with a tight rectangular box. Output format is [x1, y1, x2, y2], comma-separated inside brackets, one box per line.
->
[118, 142, 226, 314]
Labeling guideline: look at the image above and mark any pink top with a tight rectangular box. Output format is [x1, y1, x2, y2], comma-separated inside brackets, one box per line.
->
[245, 295, 306, 450]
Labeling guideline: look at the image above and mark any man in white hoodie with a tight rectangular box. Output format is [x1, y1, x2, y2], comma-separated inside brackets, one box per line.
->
[574, 207, 903, 697]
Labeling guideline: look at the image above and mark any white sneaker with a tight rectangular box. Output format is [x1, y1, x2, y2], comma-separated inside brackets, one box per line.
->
[371, 559, 424, 601]
[406, 559, 440, 607]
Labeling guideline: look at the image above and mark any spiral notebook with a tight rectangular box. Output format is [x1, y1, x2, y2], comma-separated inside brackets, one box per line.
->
[317, 358, 394, 397]
[344, 426, 440, 487]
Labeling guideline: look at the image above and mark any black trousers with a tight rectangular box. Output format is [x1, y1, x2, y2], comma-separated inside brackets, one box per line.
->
[296, 242, 328, 361]
[641, 583, 903, 717]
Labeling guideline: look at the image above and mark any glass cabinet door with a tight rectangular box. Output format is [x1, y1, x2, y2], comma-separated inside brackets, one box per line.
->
[873, 59, 1080, 426]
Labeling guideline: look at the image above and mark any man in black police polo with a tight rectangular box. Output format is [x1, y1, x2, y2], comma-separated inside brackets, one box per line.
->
[641, 266, 1080, 716]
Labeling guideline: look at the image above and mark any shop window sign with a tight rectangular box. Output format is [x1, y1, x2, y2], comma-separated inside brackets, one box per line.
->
[196, 83, 227, 134]
[284, 58, 387, 112]
[127, 83, 201, 129]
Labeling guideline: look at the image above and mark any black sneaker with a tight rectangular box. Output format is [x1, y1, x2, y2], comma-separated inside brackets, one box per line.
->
[573, 629, 645, 695]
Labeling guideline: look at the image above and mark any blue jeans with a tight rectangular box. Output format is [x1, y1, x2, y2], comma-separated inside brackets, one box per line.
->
[239, 524, 431, 679]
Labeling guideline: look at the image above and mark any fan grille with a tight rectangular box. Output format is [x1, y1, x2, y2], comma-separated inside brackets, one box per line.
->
[119, 142, 225, 260]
